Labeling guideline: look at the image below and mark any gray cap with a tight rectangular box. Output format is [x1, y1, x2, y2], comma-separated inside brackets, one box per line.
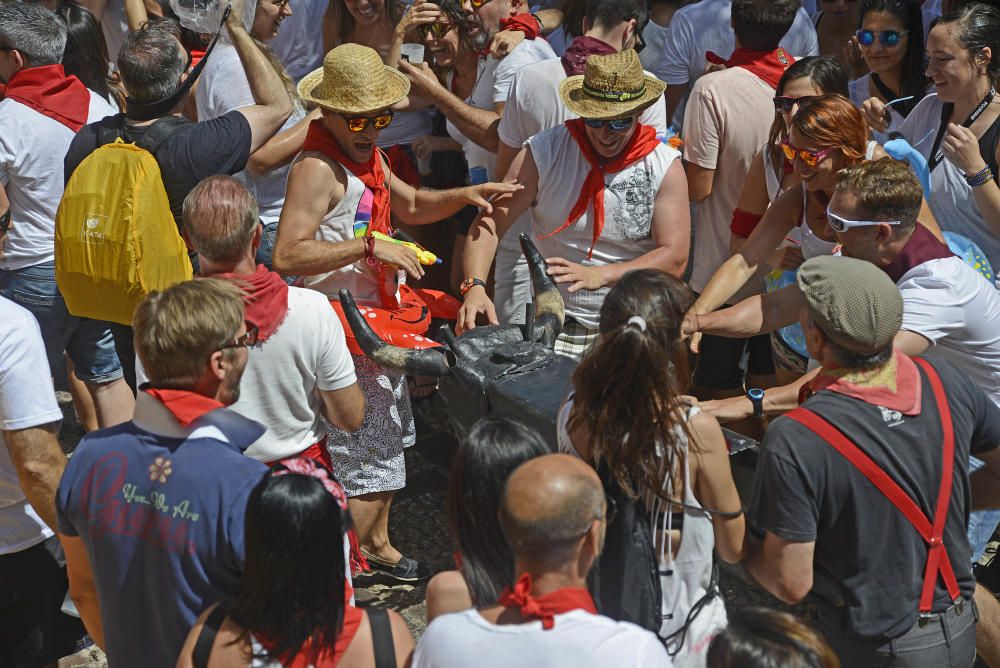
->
[796, 256, 903, 354]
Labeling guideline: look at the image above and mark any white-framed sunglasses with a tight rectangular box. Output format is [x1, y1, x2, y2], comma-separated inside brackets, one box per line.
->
[826, 207, 901, 233]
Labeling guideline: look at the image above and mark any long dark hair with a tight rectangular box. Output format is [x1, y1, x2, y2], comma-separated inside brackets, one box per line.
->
[57, 1, 123, 108]
[933, 2, 1000, 87]
[859, 0, 928, 116]
[767, 56, 850, 165]
[446, 417, 549, 606]
[568, 270, 694, 502]
[230, 466, 350, 665]
[708, 608, 841, 668]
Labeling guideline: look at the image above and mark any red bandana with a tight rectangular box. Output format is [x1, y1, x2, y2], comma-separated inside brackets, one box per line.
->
[542, 119, 660, 259]
[256, 606, 364, 667]
[500, 13, 541, 40]
[705, 47, 794, 89]
[4, 64, 90, 132]
[214, 264, 289, 343]
[497, 573, 598, 630]
[143, 389, 225, 427]
[560, 36, 617, 76]
[801, 350, 922, 415]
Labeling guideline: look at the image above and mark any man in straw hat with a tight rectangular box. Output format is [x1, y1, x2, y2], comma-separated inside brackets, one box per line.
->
[456, 49, 691, 359]
[273, 43, 517, 583]
[744, 253, 1000, 665]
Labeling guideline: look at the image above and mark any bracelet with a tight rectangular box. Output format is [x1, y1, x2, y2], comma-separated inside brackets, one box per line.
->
[965, 165, 994, 187]
[364, 235, 377, 267]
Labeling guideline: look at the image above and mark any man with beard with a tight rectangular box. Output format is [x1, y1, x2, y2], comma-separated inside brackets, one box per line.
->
[399, 0, 556, 326]
[55, 279, 268, 668]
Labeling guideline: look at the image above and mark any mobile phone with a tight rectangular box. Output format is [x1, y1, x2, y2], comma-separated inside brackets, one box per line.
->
[0, 210, 10, 236]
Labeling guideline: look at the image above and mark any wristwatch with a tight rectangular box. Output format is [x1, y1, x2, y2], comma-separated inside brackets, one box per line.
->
[747, 388, 765, 418]
[460, 277, 487, 296]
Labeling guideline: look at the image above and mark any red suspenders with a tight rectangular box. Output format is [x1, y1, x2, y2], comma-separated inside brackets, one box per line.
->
[786, 357, 961, 614]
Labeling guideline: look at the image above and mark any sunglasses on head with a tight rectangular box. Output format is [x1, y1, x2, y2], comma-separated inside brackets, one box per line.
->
[780, 139, 838, 167]
[342, 111, 394, 133]
[856, 29, 908, 48]
[826, 207, 901, 233]
[418, 21, 452, 41]
[773, 95, 816, 113]
[583, 117, 635, 132]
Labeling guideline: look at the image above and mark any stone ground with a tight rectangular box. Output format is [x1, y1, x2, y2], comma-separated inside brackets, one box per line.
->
[53, 394, 804, 667]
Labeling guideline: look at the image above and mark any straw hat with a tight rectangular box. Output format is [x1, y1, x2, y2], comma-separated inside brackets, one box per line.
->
[298, 44, 411, 115]
[559, 50, 666, 121]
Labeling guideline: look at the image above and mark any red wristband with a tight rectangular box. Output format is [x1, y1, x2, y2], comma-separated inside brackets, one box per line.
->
[364, 235, 377, 267]
[731, 208, 764, 237]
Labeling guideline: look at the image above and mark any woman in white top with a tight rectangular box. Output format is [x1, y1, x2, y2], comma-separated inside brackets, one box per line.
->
[558, 270, 746, 668]
[195, 0, 312, 268]
[850, 0, 930, 143]
[872, 3, 1000, 275]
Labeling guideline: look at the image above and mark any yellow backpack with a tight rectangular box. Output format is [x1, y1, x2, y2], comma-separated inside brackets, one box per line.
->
[56, 118, 193, 326]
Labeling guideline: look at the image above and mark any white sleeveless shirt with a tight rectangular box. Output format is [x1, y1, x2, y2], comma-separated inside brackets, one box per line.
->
[526, 125, 680, 329]
[300, 155, 382, 305]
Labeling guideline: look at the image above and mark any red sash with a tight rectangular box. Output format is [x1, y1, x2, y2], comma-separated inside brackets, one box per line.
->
[541, 120, 660, 259]
[497, 572, 598, 630]
[4, 64, 90, 132]
[705, 47, 794, 89]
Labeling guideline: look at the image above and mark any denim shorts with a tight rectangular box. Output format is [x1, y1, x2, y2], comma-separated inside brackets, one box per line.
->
[968, 457, 1000, 563]
[0, 261, 123, 384]
[255, 221, 298, 285]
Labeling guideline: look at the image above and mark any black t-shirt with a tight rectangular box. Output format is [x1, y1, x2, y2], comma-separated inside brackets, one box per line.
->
[750, 357, 1000, 640]
[63, 111, 253, 229]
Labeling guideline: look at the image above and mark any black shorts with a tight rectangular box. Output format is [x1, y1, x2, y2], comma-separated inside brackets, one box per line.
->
[693, 332, 776, 390]
[0, 537, 87, 667]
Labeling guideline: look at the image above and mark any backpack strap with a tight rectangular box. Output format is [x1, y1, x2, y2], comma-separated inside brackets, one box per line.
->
[367, 608, 397, 668]
[786, 359, 960, 614]
[192, 604, 229, 668]
[134, 115, 190, 155]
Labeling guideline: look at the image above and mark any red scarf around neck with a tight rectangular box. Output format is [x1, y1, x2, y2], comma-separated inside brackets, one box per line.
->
[561, 36, 617, 76]
[541, 119, 660, 259]
[801, 350, 922, 415]
[4, 64, 90, 131]
[302, 120, 393, 239]
[705, 47, 794, 89]
[143, 388, 225, 427]
[256, 606, 364, 667]
[498, 573, 597, 630]
[214, 264, 289, 343]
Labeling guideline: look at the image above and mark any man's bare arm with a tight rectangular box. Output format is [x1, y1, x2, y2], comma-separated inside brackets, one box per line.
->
[744, 532, 816, 605]
[4, 424, 65, 531]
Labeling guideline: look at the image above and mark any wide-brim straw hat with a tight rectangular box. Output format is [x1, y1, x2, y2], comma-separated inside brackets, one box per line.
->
[559, 49, 666, 121]
[298, 43, 411, 115]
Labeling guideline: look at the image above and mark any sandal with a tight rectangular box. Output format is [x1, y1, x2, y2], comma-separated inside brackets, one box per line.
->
[359, 549, 432, 582]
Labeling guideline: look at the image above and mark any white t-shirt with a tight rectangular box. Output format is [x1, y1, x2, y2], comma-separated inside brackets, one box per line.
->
[195, 44, 306, 225]
[654, 0, 818, 126]
[897, 256, 1000, 407]
[412, 608, 673, 668]
[497, 56, 668, 151]
[0, 297, 62, 555]
[270, 0, 327, 81]
[0, 89, 116, 270]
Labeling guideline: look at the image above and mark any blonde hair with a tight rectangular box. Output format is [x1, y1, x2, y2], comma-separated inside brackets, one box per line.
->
[133, 279, 245, 388]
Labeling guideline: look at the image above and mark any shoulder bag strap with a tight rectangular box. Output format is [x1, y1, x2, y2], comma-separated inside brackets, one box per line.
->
[192, 605, 229, 668]
[367, 607, 397, 668]
[135, 116, 190, 155]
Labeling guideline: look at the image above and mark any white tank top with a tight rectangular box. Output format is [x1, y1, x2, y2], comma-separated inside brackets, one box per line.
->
[301, 156, 382, 305]
[527, 125, 680, 329]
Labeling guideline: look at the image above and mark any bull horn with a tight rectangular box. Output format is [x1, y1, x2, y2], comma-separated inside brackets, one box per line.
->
[338, 289, 455, 377]
[519, 233, 564, 346]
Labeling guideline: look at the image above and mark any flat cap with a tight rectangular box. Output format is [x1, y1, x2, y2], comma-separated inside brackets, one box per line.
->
[796, 256, 903, 354]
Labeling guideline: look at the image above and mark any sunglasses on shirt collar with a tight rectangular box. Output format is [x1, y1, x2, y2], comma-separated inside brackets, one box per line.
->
[826, 207, 901, 233]
[342, 111, 394, 133]
[856, 29, 908, 48]
[583, 117, 635, 132]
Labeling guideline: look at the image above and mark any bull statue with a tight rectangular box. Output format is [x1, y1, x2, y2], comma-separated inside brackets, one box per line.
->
[339, 234, 761, 488]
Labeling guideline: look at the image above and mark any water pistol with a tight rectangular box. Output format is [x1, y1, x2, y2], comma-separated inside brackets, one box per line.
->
[354, 226, 442, 265]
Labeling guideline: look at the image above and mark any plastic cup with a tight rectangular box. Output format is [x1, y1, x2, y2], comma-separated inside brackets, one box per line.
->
[400, 43, 425, 65]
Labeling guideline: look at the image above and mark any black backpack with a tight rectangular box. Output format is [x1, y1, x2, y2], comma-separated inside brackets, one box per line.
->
[588, 467, 663, 634]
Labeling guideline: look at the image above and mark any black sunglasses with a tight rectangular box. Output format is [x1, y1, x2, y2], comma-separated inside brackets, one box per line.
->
[218, 324, 259, 351]
[773, 95, 816, 113]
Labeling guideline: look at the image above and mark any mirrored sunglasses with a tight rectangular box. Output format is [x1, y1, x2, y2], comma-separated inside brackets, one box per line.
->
[343, 112, 394, 133]
[583, 117, 635, 132]
[417, 21, 452, 41]
[780, 139, 838, 167]
[856, 29, 908, 48]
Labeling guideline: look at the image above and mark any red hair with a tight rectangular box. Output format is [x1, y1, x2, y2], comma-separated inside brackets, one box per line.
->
[791, 94, 869, 164]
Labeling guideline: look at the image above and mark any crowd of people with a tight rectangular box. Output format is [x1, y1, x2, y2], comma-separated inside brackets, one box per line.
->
[6, 0, 1000, 666]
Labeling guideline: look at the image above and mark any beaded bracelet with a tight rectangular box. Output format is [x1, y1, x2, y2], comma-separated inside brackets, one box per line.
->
[966, 165, 994, 188]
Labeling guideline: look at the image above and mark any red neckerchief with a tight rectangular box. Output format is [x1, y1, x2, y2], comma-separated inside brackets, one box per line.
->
[883, 223, 955, 283]
[4, 64, 90, 131]
[256, 606, 364, 667]
[799, 349, 922, 415]
[497, 573, 598, 630]
[214, 264, 289, 343]
[500, 13, 541, 39]
[143, 388, 225, 427]
[561, 36, 617, 76]
[705, 47, 794, 89]
[541, 119, 660, 259]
